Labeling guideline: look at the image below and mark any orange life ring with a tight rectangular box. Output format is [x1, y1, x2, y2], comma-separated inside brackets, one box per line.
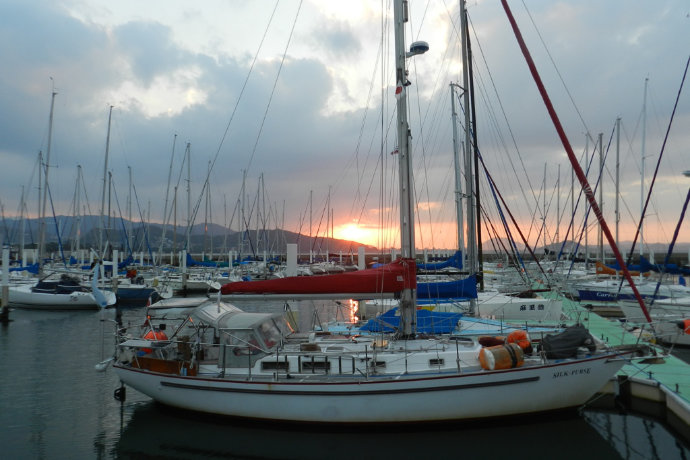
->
[142, 329, 168, 353]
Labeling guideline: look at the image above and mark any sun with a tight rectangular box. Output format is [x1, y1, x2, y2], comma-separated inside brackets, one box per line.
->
[335, 223, 378, 246]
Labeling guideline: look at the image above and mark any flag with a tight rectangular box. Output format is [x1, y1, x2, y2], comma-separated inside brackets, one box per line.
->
[91, 264, 109, 308]
[395, 81, 403, 99]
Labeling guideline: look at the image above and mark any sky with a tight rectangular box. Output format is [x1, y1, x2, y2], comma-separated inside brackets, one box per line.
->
[1, 0, 689, 254]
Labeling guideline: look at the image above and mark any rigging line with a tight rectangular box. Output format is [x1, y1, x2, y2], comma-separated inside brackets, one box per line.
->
[45, 181, 67, 266]
[555, 144, 593, 265]
[480, 205, 521, 272]
[519, 0, 591, 137]
[244, 0, 303, 174]
[109, 176, 134, 258]
[404, 5, 433, 250]
[501, 0, 653, 324]
[477, 151, 537, 277]
[647, 187, 690, 309]
[341, 12, 388, 220]
[560, 130, 611, 275]
[625, 55, 690, 267]
[479, 167, 526, 273]
[185, 1, 281, 243]
[467, 13, 544, 228]
[129, 182, 155, 262]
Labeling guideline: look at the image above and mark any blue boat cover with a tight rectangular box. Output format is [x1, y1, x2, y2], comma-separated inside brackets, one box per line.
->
[9, 263, 39, 274]
[359, 307, 463, 334]
[186, 253, 218, 268]
[417, 275, 477, 300]
[417, 250, 463, 270]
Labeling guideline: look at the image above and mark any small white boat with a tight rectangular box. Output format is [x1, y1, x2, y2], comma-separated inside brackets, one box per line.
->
[8, 274, 116, 310]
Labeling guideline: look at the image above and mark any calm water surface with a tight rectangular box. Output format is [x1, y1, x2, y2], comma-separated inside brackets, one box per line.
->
[1, 306, 688, 459]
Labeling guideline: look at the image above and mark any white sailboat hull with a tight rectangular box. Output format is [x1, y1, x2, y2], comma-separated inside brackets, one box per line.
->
[8, 283, 114, 310]
[114, 354, 621, 423]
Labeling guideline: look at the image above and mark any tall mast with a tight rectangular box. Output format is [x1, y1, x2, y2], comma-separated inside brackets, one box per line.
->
[640, 77, 648, 258]
[99, 105, 113, 258]
[556, 164, 560, 245]
[615, 117, 621, 249]
[394, 0, 427, 336]
[450, 83, 465, 257]
[128, 166, 133, 255]
[460, 0, 477, 312]
[542, 163, 546, 251]
[38, 88, 57, 273]
[75, 166, 82, 255]
[597, 133, 604, 263]
[185, 142, 192, 251]
[20, 186, 26, 265]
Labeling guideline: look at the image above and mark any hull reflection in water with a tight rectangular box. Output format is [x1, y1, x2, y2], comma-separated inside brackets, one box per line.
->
[117, 402, 625, 460]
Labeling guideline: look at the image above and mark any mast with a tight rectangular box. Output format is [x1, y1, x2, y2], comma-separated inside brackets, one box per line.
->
[394, 0, 414, 336]
[158, 134, 177, 257]
[542, 163, 546, 251]
[615, 117, 621, 249]
[556, 164, 560, 246]
[450, 83, 465, 258]
[185, 142, 192, 252]
[75, 166, 82, 256]
[466, 6, 483, 291]
[38, 88, 57, 273]
[20, 186, 25, 265]
[99, 105, 113, 259]
[128, 166, 133, 256]
[584, 136, 589, 269]
[460, 0, 477, 312]
[640, 77, 648, 258]
[394, 0, 427, 336]
[598, 132, 604, 261]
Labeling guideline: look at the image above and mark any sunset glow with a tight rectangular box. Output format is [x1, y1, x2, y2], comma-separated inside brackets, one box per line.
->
[334, 223, 379, 247]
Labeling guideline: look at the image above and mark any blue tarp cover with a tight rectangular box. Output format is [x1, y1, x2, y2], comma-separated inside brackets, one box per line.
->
[417, 275, 477, 300]
[186, 253, 218, 268]
[416, 250, 463, 270]
[360, 307, 463, 334]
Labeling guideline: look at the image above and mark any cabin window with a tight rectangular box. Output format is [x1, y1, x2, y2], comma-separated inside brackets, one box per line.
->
[302, 360, 331, 371]
[261, 361, 289, 371]
[221, 330, 267, 368]
[429, 358, 445, 366]
[258, 319, 283, 349]
[371, 361, 386, 368]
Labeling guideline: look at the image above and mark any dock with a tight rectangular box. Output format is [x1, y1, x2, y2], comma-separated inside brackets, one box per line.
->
[547, 291, 690, 441]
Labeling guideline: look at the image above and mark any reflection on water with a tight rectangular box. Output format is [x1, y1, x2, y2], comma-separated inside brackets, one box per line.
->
[0, 306, 688, 459]
[117, 402, 621, 460]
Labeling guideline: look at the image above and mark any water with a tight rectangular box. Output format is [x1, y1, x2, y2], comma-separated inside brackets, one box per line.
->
[1, 306, 688, 459]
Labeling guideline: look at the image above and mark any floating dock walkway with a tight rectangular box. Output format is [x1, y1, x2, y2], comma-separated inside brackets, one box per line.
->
[548, 292, 690, 441]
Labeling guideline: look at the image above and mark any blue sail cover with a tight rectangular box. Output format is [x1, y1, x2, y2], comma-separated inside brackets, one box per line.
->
[359, 307, 463, 333]
[118, 255, 134, 270]
[417, 275, 477, 300]
[638, 255, 690, 276]
[9, 263, 39, 274]
[605, 259, 646, 272]
[186, 253, 218, 268]
[416, 250, 463, 270]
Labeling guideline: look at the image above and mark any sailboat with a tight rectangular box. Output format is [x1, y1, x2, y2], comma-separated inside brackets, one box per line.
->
[111, 0, 634, 423]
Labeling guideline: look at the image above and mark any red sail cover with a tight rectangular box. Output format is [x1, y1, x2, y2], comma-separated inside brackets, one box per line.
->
[220, 258, 416, 295]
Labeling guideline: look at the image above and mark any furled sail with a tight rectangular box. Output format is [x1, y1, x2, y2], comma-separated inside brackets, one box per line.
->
[220, 258, 416, 295]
